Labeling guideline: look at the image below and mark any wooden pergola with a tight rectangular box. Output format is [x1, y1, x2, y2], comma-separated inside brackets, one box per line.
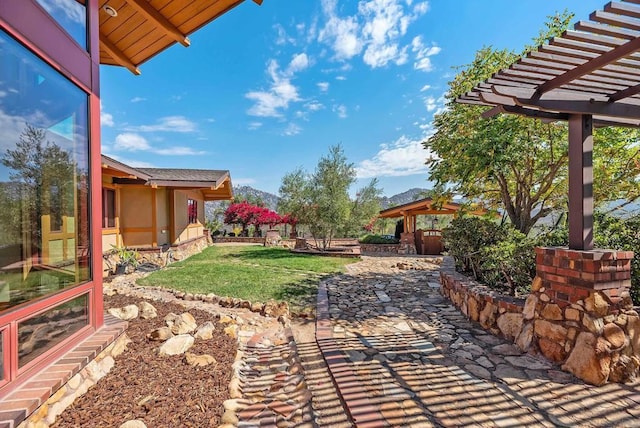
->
[459, 0, 640, 250]
[98, 0, 263, 74]
[378, 198, 480, 233]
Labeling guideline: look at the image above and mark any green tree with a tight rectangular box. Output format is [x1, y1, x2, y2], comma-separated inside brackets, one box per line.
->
[278, 145, 382, 249]
[425, 12, 640, 234]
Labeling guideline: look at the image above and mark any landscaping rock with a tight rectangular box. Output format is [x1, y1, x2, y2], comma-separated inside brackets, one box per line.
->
[119, 420, 147, 428]
[262, 300, 289, 318]
[194, 321, 215, 340]
[159, 334, 194, 356]
[185, 352, 217, 367]
[138, 301, 157, 319]
[168, 312, 198, 335]
[147, 327, 174, 342]
[108, 305, 139, 321]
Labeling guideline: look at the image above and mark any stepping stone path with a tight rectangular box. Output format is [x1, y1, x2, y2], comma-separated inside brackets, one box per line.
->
[319, 256, 640, 427]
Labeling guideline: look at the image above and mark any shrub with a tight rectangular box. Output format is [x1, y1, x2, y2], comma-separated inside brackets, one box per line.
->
[359, 234, 400, 244]
[443, 217, 534, 296]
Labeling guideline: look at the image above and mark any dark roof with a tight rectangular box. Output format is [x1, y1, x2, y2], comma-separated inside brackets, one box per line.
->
[135, 168, 229, 184]
[458, 0, 640, 128]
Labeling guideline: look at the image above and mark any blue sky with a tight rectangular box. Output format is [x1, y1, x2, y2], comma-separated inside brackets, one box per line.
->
[100, 0, 605, 197]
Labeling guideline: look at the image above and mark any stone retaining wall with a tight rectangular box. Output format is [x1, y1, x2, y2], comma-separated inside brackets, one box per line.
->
[440, 248, 640, 385]
[19, 332, 130, 427]
[360, 243, 401, 254]
[213, 236, 265, 244]
[104, 236, 209, 275]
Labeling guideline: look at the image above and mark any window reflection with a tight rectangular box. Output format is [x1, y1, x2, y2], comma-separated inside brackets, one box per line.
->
[0, 31, 90, 312]
[35, 0, 87, 50]
[18, 294, 88, 368]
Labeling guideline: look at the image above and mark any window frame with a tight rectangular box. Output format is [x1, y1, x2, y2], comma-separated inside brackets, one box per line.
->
[187, 199, 198, 225]
[102, 188, 116, 229]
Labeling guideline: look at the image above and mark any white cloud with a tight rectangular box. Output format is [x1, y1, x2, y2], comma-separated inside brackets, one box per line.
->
[100, 110, 114, 127]
[335, 75, 347, 81]
[248, 122, 263, 130]
[317, 0, 429, 69]
[107, 155, 155, 168]
[356, 134, 432, 178]
[424, 96, 437, 111]
[287, 53, 310, 74]
[412, 36, 441, 72]
[155, 147, 206, 155]
[420, 84, 431, 92]
[37, 0, 85, 24]
[283, 123, 302, 136]
[318, 0, 363, 60]
[317, 81, 330, 92]
[114, 133, 150, 152]
[333, 104, 348, 119]
[246, 60, 302, 117]
[274, 23, 295, 46]
[130, 97, 146, 103]
[306, 101, 324, 111]
[126, 116, 197, 133]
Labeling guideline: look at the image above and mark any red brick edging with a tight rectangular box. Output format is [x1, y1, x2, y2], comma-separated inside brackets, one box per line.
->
[316, 281, 384, 427]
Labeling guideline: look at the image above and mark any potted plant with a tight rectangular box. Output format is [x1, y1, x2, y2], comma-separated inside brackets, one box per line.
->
[111, 245, 139, 274]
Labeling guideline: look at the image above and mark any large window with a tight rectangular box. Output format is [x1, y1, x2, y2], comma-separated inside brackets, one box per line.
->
[17, 294, 88, 368]
[35, 0, 88, 50]
[0, 30, 90, 311]
[188, 199, 198, 224]
[102, 188, 116, 228]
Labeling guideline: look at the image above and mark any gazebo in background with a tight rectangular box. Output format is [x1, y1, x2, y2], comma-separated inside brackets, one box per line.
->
[378, 198, 488, 255]
[454, 0, 639, 384]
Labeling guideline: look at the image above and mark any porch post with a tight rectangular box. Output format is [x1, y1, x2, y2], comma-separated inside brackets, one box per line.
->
[568, 114, 593, 250]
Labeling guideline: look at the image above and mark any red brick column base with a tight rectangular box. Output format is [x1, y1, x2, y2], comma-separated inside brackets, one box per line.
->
[527, 247, 639, 385]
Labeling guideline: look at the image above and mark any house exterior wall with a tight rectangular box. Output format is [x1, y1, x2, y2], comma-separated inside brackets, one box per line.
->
[120, 186, 154, 248]
[155, 188, 170, 247]
[173, 190, 205, 244]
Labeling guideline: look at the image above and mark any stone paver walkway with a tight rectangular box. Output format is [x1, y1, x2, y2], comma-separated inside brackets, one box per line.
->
[317, 256, 640, 427]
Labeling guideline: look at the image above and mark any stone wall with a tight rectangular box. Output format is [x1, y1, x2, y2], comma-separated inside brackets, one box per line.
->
[213, 236, 266, 244]
[440, 248, 640, 385]
[104, 235, 209, 275]
[19, 332, 130, 427]
[360, 243, 401, 254]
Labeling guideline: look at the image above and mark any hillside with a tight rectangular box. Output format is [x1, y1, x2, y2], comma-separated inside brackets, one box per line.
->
[205, 186, 431, 220]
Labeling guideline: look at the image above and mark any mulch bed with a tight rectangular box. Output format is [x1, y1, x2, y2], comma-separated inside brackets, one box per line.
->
[53, 294, 237, 428]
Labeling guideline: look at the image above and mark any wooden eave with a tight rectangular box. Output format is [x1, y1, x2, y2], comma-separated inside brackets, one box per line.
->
[98, 0, 264, 75]
[378, 198, 467, 219]
[458, 0, 640, 128]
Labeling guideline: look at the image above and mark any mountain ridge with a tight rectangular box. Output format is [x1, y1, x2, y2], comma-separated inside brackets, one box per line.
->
[205, 185, 430, 220]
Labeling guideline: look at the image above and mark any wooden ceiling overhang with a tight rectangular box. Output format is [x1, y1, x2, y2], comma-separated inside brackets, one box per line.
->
[456, 0, 640, 250]
[98, 0, 263, 74]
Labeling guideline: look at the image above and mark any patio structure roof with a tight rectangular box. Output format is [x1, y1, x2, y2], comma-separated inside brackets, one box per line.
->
[97, 0, 263, 74]
[101, 155, 233, 200]
[457, 0, 640, 250]
[379, 198, 468, 219]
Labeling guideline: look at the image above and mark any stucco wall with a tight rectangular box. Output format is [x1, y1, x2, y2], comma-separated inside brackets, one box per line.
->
[155, 188, 169, 246]
[120, 187, 153, 247]
[173, 190, 204, 244]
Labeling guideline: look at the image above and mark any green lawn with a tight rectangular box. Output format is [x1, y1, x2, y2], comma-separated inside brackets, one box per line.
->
[137, 245, 355, 309]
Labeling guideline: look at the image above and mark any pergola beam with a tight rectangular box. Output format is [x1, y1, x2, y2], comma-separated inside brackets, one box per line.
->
[123, 0, 190, 47]
[537, 33, 640, 95]
[100, 33, 140, 75]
